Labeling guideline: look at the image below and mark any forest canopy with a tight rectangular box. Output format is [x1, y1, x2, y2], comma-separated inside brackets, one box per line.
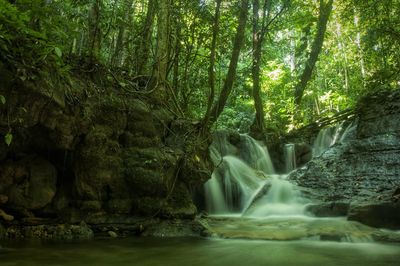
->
[1, 0, 399, 134]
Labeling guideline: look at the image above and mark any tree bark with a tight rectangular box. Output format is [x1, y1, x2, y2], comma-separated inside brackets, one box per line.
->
[136, 0, 156, 75]
[155, 0, 170, 88]
[111, 0, 134, 67]
[204, 0, 250, 127]
[88, 0, 102, 62]
[203, 0, 222, 128]
[294, 0, 334, 106]
[251, 0, 268, 133]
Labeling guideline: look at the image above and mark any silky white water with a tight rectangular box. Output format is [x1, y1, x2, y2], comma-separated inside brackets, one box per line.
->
[313, 121, 357, 157]
[205, 133, 307, 216]
[284, 143, 296, 173]
[203, 129, 400, 247]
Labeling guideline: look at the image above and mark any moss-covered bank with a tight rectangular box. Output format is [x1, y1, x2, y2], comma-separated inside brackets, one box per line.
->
[0, 63, 213, 239]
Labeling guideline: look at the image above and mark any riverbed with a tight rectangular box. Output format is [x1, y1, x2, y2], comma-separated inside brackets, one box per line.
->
[1, 236, 400, 266]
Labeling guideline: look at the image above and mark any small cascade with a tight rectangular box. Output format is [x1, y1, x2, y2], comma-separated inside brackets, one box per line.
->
[238, 135, 275, 174]
[339, 121, 357, 143]
[313, 125, 340, 157]
[205, 133, 307, 216]
[244, 175, 308, 217]
[313, 121, 357, 157]
[284, 144, 296, 173]
[205, 156, 264, 213]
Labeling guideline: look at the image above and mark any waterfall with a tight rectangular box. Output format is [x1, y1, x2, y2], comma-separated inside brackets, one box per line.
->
[205, 133, 307, 216]
[244, 175, 308, 217]
[313, 121, 357, 157]
[238, 135, 275, 174]
[313, 124, 341, 157]
[284, 144, 296, 173]
[205, 156, 264, 213]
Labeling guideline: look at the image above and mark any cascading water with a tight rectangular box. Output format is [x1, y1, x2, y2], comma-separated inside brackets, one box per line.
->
[313, 123, 343, 157]
[205, 155, 263, 213]
[312, 121, 357, 157]
[203, 126, 400, 244]
[237, 134, 275, 173]
[205, 133, 307, 216]
[284, 144, 296, 173]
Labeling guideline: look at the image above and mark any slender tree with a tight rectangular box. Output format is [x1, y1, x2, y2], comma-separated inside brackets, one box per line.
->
[203, 0, 250, 127]
[203, 0, 222, 128]
[88, 0, 102, 62]
[136, 0, 156, 75]
[294, 0, 334, 106]
[251, 0, 270, 133]
[111, 0, 134, 67]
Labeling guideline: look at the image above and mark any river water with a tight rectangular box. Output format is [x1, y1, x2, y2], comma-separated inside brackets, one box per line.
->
[1, 237, 400, 266]
[1, 130, 399, 265]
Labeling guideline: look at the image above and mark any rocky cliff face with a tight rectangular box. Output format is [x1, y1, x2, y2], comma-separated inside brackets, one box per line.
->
[0, 68, 212, 239]
[289, 90, 400, 229]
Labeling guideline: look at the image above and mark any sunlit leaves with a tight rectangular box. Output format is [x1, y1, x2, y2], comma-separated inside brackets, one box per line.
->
[54, 47, 62, 58]
[4, 132, 12, 146]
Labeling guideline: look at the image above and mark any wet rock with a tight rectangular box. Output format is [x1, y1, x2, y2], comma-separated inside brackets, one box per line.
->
[4, 223, 94, 240]
[0, 163, 15, 193]
[7, 157, 57, 210]
[392, 188, 400, 202]
[319, 234, 343, 242]
[108, 230, 118, 238]
[142, 219, 204, 237]
[306, 202, 349, 217]
[372, 230, 400, 243]
[0, 209, 14, 222]
[228, 131, 241, 146]
[0, 195, 8, 204]
[105, 199, 133, 214]
[348, 203, 400, 229]
[295, 143, 312, 167]
[288, 90, 400, 229]
[0, 70, 213, 238]
[77, 200, 103, 212]
[0, 223, 4, 238]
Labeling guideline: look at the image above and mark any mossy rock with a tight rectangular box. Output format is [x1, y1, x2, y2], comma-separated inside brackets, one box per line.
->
[119, 132, 160, 148]
[76, 200, 103, 212]
[131, 196, 164, 216]
[126, 121, 158, 137]
[124, 167, 169, 196]
[105, 199, 133, 214]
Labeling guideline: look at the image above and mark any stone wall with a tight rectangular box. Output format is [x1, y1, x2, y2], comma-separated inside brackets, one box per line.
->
[0, 70, 212, 238]
[289, 90, 400, 229]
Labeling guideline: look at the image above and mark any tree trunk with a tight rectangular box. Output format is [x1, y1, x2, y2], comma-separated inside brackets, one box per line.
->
[155, 0, 170, 90]
[251, 0, 268, 133]
[111, 0, 134, 67]
[204, 0, 250, 127]
[203, 0, 222, 127]
[354, 12, 366, 89]
[136, 0, 156, 75]
[172, 29, 181, 95]
[88, 0, 102, 62]
[294, 0, 334, 106]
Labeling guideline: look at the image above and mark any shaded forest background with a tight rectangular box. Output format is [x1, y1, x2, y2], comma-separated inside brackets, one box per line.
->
[1, 0, 399, 136]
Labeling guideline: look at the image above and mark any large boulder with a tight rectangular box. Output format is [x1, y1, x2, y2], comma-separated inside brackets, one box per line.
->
[289, 90, 400, 228]
[0, 70, 213, 238]
[5, 157, 57, 210]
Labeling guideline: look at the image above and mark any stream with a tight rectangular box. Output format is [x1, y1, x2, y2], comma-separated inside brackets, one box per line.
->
[1, 237, 400, 266]
[1, 127, 400, 265]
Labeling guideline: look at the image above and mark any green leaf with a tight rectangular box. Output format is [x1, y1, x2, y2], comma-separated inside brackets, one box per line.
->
[5, 132, 12, 146]
[0, 95, 5, 105]
[54, 47, 62, 58]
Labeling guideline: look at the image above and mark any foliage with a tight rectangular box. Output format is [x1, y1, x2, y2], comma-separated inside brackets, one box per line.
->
[0, 0, 398, 134]
[0, 0, 67, 80]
